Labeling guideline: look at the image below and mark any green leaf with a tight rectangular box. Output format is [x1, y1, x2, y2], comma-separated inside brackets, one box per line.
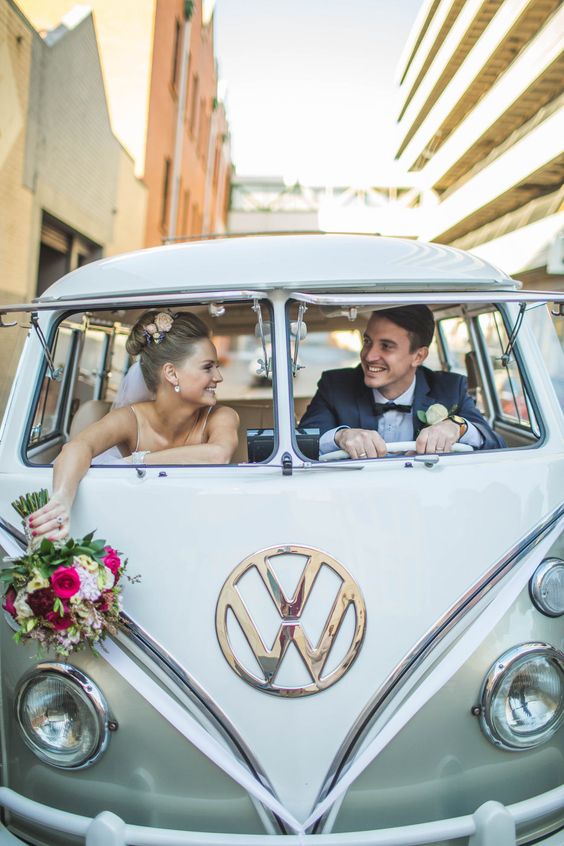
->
[53, 597, 64, 616]
[82, 532, 95, 544]
[0, 571, 17, 583]
[416, 410, 428, 424]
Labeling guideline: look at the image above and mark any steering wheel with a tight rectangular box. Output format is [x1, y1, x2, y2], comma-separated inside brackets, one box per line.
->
[319, 441, 473, 462]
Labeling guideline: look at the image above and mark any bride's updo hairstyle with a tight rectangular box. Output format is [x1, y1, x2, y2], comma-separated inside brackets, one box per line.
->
[126, 310, 210, 392]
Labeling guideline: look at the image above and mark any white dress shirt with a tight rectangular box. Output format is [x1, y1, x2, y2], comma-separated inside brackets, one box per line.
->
[319, 377, 483, 454]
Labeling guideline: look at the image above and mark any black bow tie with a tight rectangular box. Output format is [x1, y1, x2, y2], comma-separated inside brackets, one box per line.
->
[373, 401, 412, 417]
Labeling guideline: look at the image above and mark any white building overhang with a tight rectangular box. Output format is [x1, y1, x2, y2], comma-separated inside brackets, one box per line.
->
[459, 214, 564, 276]
[420, 106, 564, 242]
[397, 0, 496, 137]
[410, 6, 564, 190]
[396, 0, 553, 169]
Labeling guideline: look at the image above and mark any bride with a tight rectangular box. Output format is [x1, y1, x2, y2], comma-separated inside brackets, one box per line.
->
[29, 310, 239, 540]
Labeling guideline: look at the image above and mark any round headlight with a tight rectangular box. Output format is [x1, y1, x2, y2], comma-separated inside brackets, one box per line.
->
[479, 643, 564, 751]
[530, 558, 564, 617]
[16, 663, 111, 768]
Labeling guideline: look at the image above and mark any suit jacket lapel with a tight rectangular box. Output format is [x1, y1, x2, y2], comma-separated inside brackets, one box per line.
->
[412, 367, 433, 436]
[354, 367, 377, 430]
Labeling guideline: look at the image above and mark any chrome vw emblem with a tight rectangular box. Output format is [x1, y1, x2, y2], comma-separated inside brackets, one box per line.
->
[215, 545, 366, 697]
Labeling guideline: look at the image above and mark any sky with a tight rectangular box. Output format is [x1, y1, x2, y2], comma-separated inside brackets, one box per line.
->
[213, 0, 424, 186]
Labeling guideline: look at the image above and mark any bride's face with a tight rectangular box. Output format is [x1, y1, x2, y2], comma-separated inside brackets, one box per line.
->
[174, 338, 223, 405]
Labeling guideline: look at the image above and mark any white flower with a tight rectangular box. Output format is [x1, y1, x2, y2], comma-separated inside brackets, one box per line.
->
[154, 312, 173, 332]
[425, 403, 449, 426]
[14, 590, 33, 619]
[27, 569, 49, 592]
[74, 554, 98, 573]
[75, 565, 101, 602]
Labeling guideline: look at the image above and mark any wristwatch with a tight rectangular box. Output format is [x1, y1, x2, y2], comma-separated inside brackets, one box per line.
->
[448, 414, 467, 440]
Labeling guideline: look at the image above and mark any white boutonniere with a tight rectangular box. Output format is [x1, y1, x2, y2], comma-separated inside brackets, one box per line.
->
[417, 403, 458, 427]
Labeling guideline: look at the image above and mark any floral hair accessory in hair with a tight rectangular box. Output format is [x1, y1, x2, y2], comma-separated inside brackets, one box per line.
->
[143, 312, 174, 345]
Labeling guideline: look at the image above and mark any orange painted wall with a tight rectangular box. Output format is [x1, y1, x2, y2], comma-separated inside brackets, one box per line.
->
[144, 0, 230, 246]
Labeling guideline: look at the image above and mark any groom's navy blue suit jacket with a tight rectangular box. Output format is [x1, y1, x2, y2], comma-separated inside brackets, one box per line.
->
[300, 365, 505, 451]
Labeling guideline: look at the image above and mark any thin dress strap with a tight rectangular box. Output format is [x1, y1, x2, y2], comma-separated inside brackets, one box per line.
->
[200, 406, 213, 438]
[128, 405, 141, 451]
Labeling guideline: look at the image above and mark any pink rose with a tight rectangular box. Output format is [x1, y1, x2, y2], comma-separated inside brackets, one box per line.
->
[102, 547, 121, 580]
[50, 566, 80, 599]
[3, 586, 17, 618]
[45, 610, 73, 631]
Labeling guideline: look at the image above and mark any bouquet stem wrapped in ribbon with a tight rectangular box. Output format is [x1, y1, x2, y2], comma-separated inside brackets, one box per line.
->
[2, 490, 133, 656]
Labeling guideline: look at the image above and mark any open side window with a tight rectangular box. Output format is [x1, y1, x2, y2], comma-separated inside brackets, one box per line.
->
[24, 298, 277, 466]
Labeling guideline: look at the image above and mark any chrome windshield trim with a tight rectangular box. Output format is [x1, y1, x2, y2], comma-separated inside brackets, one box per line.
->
[292, 291, 564, 306]
[315, 502, 564, 820]
[0, 290, 268, 314]
[119, 613, 285, 832]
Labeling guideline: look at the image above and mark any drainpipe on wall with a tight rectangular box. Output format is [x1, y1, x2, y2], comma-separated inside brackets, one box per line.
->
[168, 1, 194, 242]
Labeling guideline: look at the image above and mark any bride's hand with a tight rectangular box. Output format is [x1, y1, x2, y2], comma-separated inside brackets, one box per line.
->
[28, 494, 71, 541]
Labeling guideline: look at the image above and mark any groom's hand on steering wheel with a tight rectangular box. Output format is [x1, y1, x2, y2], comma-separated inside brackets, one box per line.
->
[335, 427, 387, 460]
[415, 419, 460, 454]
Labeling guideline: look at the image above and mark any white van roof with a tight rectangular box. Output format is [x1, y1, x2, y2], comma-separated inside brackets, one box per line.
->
[39, 234, 519, 301]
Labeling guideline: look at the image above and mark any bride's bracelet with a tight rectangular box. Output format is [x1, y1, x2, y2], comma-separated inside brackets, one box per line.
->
[130, 450, 150, 465]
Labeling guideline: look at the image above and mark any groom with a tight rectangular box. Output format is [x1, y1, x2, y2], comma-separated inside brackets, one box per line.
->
[300, 305, 505, 458]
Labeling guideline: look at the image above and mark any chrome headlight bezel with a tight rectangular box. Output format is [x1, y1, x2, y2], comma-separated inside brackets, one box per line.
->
[15, 662, 111, 769]
[530, 558, 564, 617]
[479, 643, 564, 752]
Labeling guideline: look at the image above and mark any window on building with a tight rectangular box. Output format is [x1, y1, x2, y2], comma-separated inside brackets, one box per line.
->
[181, 189, 191, 235]
[189, 74, 199, 136]
[161, 158, 171, 229]
[198, 98, 206, 156]
[171, 19, 181, 88]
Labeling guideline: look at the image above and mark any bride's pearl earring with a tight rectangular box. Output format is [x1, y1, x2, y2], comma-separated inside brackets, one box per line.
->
[174, 384, 180, 394]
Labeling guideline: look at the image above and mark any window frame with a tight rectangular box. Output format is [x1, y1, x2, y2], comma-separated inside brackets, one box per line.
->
[22, 293, 278, 468]
[285, 293, 559, 462]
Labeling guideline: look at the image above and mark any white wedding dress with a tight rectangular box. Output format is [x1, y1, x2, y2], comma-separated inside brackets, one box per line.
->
[92, 363, 154, 465]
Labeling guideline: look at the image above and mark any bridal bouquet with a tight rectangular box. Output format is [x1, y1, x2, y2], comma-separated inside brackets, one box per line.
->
[2, 490, 130, 656]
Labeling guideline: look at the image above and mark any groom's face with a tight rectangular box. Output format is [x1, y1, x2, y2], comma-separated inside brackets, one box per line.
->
[360, 315, 428, 399]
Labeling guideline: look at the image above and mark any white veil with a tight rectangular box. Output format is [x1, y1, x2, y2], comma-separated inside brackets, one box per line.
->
[111, 360, 154, 409]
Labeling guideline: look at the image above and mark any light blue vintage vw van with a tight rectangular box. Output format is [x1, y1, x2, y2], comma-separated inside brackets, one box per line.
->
[0, 234, 563, 845]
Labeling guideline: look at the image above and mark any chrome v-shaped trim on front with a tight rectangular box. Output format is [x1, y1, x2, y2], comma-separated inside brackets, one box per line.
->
[119, 613, 286, 833]
[312, 502, 564, 832]
[0, 518, 286, 833]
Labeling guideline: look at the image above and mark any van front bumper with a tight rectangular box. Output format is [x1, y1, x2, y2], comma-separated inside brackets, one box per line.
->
[0, 785, 562, 846]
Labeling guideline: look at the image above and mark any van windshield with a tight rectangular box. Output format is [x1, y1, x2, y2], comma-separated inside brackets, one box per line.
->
[287, 300, 543, 461]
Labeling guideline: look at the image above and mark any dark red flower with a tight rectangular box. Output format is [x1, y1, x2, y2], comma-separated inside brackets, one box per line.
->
[27, 587, 57, 618]
[45, 610, 73, 631]
[96, 590, 115, 613]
